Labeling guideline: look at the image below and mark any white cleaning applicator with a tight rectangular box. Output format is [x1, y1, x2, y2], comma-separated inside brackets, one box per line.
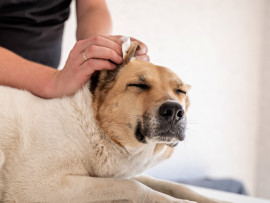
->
[120, 36, 131, 59]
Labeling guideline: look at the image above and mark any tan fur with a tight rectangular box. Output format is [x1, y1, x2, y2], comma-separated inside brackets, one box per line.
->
[0, 47, 227, 202]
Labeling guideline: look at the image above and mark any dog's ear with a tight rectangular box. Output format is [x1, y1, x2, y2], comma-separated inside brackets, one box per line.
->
[102, 42, 140, 84]
[90, 42, 140, 94]
[121, 41, 140, 67]
[185, 84, 191, 92]
[89, 71, 100, 93]
[184, 84, 191, 111]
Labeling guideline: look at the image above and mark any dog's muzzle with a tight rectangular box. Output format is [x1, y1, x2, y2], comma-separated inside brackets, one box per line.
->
[157, 101, 186, 142]
[135, 101, 187, 146]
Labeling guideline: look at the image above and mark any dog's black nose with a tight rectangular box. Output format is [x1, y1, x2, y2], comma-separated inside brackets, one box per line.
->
[159, 101, 184, 122]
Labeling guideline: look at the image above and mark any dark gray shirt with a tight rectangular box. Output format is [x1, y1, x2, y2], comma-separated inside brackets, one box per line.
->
[0, 0, 72, 68]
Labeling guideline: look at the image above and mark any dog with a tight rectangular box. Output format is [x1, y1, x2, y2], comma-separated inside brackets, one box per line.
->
[0, 43, 227, 202]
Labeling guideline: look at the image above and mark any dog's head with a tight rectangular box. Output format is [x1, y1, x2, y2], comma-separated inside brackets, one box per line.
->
[90, 43, 190, 149]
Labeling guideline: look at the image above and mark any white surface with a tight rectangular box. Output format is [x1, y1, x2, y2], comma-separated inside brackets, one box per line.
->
[60, 0, 269, 199]
[187, 185, 270, 203]
[256, 0, 270, 198]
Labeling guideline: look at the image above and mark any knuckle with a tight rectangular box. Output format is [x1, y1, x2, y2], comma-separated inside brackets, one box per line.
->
[75, 40, 84, 47]
[93, 36, 102, 43]
[68, 48, 77, 59]
[87, 45, 96, 53]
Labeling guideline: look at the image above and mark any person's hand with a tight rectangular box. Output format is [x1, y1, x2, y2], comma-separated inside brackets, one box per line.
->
[114, 35, 149, 61]
[48, 35, 149, 98]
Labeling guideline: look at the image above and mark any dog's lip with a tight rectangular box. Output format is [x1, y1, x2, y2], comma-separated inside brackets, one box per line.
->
[168, 141, 180, 147]
[158, 131, 185, 141]
[178, 135, 185, 141]
[157, 121, 186, 141]
[135, 120, 186, 144]
[135, 121, 147, 143]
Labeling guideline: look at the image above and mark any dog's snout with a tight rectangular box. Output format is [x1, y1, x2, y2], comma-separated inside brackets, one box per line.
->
[159, 101, 184, 122]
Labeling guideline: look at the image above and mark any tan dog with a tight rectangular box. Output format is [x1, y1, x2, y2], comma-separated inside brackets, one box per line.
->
[0, 44, 226, 202]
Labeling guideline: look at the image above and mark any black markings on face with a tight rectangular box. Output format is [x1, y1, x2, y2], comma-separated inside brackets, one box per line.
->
[135, 121, 147, 144]
[127, 123, 132, 129]
[138, 74, 147, 83]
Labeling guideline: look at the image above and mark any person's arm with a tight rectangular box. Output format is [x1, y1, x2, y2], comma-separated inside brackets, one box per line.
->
[0, 47, 58, 98]
[0, 36, 123, 99]
[76, 0, 112, 40]
[0, 1, 148, 99]
[0, 0, 120, 98]
[75, 0, 149, 61]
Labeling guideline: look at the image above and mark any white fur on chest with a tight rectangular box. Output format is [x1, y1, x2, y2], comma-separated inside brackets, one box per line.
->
[93, 141, 168, 178]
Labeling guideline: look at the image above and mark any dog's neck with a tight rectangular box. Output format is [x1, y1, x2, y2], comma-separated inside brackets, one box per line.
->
[69, 85, 172, 177]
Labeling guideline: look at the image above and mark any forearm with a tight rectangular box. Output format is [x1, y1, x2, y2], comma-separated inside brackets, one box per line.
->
[0, 47, 57, 98]
[76, 1, 112, 40]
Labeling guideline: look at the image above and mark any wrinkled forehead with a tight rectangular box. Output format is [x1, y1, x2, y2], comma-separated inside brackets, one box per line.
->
[117, 60, 184, 86]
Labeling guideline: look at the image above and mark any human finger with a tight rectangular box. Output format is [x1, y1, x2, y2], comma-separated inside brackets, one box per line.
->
[101, 35, 123, 46]
[82, 58, 117, 75]
[76, 36, 123, 57]
[83, 45, 123, 65]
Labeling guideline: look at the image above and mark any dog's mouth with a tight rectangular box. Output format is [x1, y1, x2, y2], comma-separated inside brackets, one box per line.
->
[135, 117, 186, 147]
[135, 121, 147, 144]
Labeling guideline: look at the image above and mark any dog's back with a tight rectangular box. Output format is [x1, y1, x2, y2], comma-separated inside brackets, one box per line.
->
[0, 86, 92, 200]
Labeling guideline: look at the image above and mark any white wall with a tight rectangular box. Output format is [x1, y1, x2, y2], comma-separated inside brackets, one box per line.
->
[60, 0, 268, 198]
[256, 0, 270, 199]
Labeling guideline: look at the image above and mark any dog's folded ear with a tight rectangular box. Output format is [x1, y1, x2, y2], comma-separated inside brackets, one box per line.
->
[102, 42, 140, 83]
[90, 42, 140, 93]
[121, 41, 140, 67]
[185, 84, 191, 91]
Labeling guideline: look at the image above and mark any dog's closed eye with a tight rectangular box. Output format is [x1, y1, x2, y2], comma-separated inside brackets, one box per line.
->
[127, 83, 150, 90]
[176, 89, 186, 95]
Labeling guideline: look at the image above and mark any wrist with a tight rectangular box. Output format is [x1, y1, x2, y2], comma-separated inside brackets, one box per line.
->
[39, 69, 60, 99]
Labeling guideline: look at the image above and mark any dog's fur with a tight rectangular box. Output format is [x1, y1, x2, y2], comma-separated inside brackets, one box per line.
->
[0, 44, 226, 202]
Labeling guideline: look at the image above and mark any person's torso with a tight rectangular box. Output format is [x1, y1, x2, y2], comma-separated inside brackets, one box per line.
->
[0, 0, 72, 68]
